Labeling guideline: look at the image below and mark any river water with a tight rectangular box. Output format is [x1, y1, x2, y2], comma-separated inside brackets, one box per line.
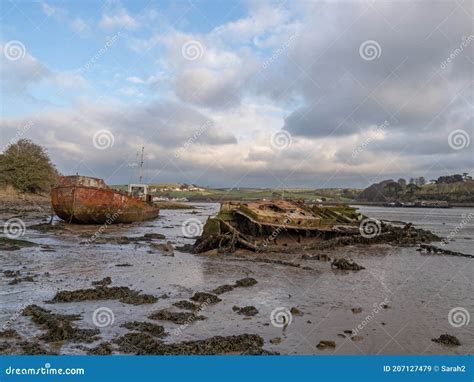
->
[0, 204, 472, 355]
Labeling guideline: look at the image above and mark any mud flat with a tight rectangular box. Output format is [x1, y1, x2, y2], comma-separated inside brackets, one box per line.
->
[0, 203, 472, 355]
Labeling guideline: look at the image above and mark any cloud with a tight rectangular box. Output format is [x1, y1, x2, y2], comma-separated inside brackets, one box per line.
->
[1, 0, 472, 187]
[99, 8, 139, 29]
[0, 44, 50, 93]
[39, 1, 67, 19]
[126, 76, 145, 84]
[71, 18, 90, 34]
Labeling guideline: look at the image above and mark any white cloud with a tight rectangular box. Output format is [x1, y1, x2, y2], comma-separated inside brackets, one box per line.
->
[126, 76, 145, 84]
[39, 1, 68, 20]
[99, 9, 139, 29]
[71, 17, 90, 34]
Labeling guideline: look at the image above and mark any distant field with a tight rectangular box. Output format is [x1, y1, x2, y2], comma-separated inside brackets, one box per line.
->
[111, 180, 474, 205]
[111, 184, 362, 202]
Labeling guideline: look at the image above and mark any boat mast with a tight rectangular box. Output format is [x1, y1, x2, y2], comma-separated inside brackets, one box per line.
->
[139, 145, 144, 183]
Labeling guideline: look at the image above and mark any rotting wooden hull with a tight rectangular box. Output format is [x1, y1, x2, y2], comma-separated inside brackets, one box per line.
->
[51, 176, 159, 224]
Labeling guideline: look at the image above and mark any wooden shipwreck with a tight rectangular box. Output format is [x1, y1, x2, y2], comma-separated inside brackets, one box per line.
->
[194, 200, 363, 253]
[51, 175, 159, 224]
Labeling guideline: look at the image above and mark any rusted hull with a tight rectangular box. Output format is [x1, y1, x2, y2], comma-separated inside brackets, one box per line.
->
[51, 176, 159, 224]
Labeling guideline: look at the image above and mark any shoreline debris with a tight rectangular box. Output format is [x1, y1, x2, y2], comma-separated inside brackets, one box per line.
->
[418, 244, 474, 259]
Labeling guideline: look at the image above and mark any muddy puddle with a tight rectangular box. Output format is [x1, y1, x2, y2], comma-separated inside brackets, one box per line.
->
[1, 203, 472, 355]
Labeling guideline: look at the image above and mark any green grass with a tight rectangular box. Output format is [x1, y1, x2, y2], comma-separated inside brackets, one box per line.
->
[110, 183, 363, 202]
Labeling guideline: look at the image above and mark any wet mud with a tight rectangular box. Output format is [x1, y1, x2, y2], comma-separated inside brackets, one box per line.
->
[1, 203, 472, 355]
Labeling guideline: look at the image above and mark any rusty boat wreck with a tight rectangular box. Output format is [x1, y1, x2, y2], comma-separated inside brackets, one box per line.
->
[51, 175, 159, 224]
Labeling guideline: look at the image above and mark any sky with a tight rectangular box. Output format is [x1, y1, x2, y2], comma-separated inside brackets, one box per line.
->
[0, 0, 472, 188]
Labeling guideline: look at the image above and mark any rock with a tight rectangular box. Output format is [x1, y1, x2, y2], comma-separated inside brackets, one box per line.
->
[143, 233, 166, 240]
[121, 321, 166, 338]
[48, 286, 157, 305]
[115, 333, 266, 355]
[0, 237, 37, 251]
[4, 270, 21, 278]
[432, 334, 461, 347]
[173, 300, 200, 311]
[190, 292, 221, 304]
[331, 258, 365, 271]
[148, 309, 206, 325]
[88, 342, 113, 355]
[211, 284, 234, 295]
[174, 244, 194, 253]
[270, 337, 282, 344]
[233, 306, 259, 317]
[351, 335, 364, 341]
[316, 340, 336, 350]
[234, 277, 258, 287]
[0, 329, 20, 339]
[150, 242, 174, 254]
[92, 277, 112, 287]
[290, 307, 302, 315]
[351, 307, 363, 314]
[22, 305, 100, 343]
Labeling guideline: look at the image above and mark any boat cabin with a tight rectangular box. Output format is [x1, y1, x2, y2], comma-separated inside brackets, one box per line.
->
[128, 183, 153, 203]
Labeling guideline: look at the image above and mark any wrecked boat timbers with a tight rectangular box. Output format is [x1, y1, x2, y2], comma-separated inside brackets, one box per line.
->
[305, 222, 441, 251]
[193, 200, 442, 253]
[194, 200, 364, 253]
